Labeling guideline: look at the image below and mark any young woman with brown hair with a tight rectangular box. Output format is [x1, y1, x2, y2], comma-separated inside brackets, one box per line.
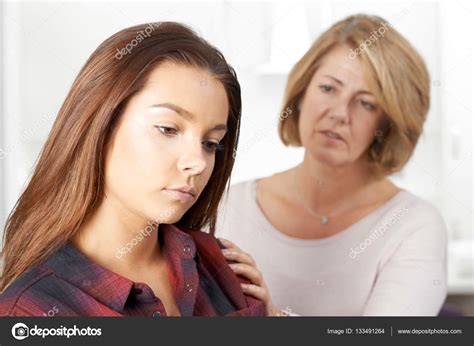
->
[0, 22, 278, 317]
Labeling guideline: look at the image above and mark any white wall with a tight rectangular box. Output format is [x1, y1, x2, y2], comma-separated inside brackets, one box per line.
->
[0, 0, 4, 243]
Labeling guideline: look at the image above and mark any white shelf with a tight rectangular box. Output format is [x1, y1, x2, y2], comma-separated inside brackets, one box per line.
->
[447, 239, 473, 295]
[448, 280, 474, 295]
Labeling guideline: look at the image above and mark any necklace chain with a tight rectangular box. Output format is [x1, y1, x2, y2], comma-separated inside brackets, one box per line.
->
[293, 168, 388, 226]
[293, 168, 334, 225]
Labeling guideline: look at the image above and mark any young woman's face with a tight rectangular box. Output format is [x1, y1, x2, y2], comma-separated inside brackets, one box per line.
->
[105, 62, 229, 224]
[298, 45, 384, 167]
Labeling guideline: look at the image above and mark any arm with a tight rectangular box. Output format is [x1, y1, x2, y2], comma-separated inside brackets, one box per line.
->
[363, 208, 448, 316]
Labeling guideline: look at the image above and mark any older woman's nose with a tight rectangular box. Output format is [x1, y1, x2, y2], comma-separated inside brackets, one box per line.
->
[328, 103, 350, 125]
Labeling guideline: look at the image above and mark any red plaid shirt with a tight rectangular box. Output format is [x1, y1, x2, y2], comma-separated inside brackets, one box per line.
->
[0, 224, 265, 317]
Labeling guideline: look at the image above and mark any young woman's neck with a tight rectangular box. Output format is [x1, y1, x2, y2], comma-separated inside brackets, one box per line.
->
[295, 151, 376, 211]
[71, 197, 163, 272]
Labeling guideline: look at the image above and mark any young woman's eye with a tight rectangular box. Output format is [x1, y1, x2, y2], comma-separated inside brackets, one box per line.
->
[360, 100, 375, 110]
[319, 84, 334, 93]
[155, 125, 178, 136]
[202, 140, 224, 154]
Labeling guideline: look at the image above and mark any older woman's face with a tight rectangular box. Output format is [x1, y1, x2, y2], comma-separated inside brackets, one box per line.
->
[298, 45, 384, 167]
[104, 62, 229, 224]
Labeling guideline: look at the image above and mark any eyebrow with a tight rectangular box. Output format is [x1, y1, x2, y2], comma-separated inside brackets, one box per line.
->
[322, 74, 373, 96]
[150, 102, 228, 132]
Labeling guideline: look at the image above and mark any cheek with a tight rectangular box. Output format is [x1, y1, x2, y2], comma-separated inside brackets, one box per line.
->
[351, 118, 378, 150]
[105, 153, 135, 203]
[106, 127, 166, 197]
[298, 99, 325, 142]
[104, 129, 183, 221]
[198, 156, 215, 190]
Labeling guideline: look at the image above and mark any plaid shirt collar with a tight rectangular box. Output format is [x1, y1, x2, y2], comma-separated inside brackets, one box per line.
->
[42, 224, 199, 313]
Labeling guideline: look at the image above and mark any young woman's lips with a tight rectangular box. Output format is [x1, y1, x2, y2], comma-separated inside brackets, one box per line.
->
[163, 189, 195, 201]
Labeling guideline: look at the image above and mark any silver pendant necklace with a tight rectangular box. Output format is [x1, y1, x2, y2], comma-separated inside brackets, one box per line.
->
[293, 167, 387, 226]
[303, 204, 331, 225]
[293, 168, 334, 225]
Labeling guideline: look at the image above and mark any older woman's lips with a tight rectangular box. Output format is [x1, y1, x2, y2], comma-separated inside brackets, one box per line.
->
[319, 130, 345, 142]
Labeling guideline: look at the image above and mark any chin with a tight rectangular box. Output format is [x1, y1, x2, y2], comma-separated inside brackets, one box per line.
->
[145, 204, 185, 224]
[310, 148, 348, 167]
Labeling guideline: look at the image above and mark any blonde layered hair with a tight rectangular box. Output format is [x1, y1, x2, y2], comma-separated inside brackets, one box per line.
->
[279, 14, 430, 176]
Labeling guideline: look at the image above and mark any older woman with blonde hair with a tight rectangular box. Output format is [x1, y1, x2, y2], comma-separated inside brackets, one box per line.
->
[216, 14, 447, 316]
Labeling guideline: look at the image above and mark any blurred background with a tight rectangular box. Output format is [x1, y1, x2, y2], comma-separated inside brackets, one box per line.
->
[0, 0, 472, 314]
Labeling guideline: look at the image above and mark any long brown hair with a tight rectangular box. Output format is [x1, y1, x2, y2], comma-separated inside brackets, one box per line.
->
[1, 22, 241, 291]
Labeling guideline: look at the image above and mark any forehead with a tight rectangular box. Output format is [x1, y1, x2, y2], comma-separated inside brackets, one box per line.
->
[315, 46, 369, 87]
[139, 61, 229, 122]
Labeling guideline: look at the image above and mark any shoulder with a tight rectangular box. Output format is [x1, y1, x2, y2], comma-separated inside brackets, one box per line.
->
[220, 172, 290, 208]
[187, 228, 223, 252]
[223, 179, 257, 203]
[215, 179, 259, 232]
[186, 228, 265, 316]
[395, 190, 447, 232]
[186, 229, 236, 273]
[378, 189, 448, 255]
[0, 265, 54, 316]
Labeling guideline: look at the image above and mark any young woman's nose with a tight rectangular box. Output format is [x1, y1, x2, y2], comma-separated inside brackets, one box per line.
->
[177, 143, 207, 176]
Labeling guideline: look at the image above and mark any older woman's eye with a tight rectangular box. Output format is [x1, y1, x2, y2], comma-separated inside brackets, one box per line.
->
[202, 140, 224, 154]
[360, 100, 375, 110]
[319, 84, 334, 93]
[155, 125, 178, 136]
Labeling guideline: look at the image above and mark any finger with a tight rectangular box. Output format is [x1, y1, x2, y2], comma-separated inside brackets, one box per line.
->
[240, 283, 267, 301]
[217, 237, 241, 251]
[229, 263, 263, 286]
[222, 249, 255, 266]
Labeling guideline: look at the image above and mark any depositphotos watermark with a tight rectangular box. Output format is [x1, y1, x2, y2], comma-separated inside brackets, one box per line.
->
[349, 207, 408, 259]
[115, 206, 176, 259]
[115, 22, 160, 60]
[233, 106, 292, 159]
[11, 322, 101, 340]
[349, 21, 391, 59]
[0, 113, 55, 160]
[278, 306, 293, 317]
[42, 305, 59, 317]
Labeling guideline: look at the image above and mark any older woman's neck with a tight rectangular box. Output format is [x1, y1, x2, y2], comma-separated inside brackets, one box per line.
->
[297, 154, 376, 207]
